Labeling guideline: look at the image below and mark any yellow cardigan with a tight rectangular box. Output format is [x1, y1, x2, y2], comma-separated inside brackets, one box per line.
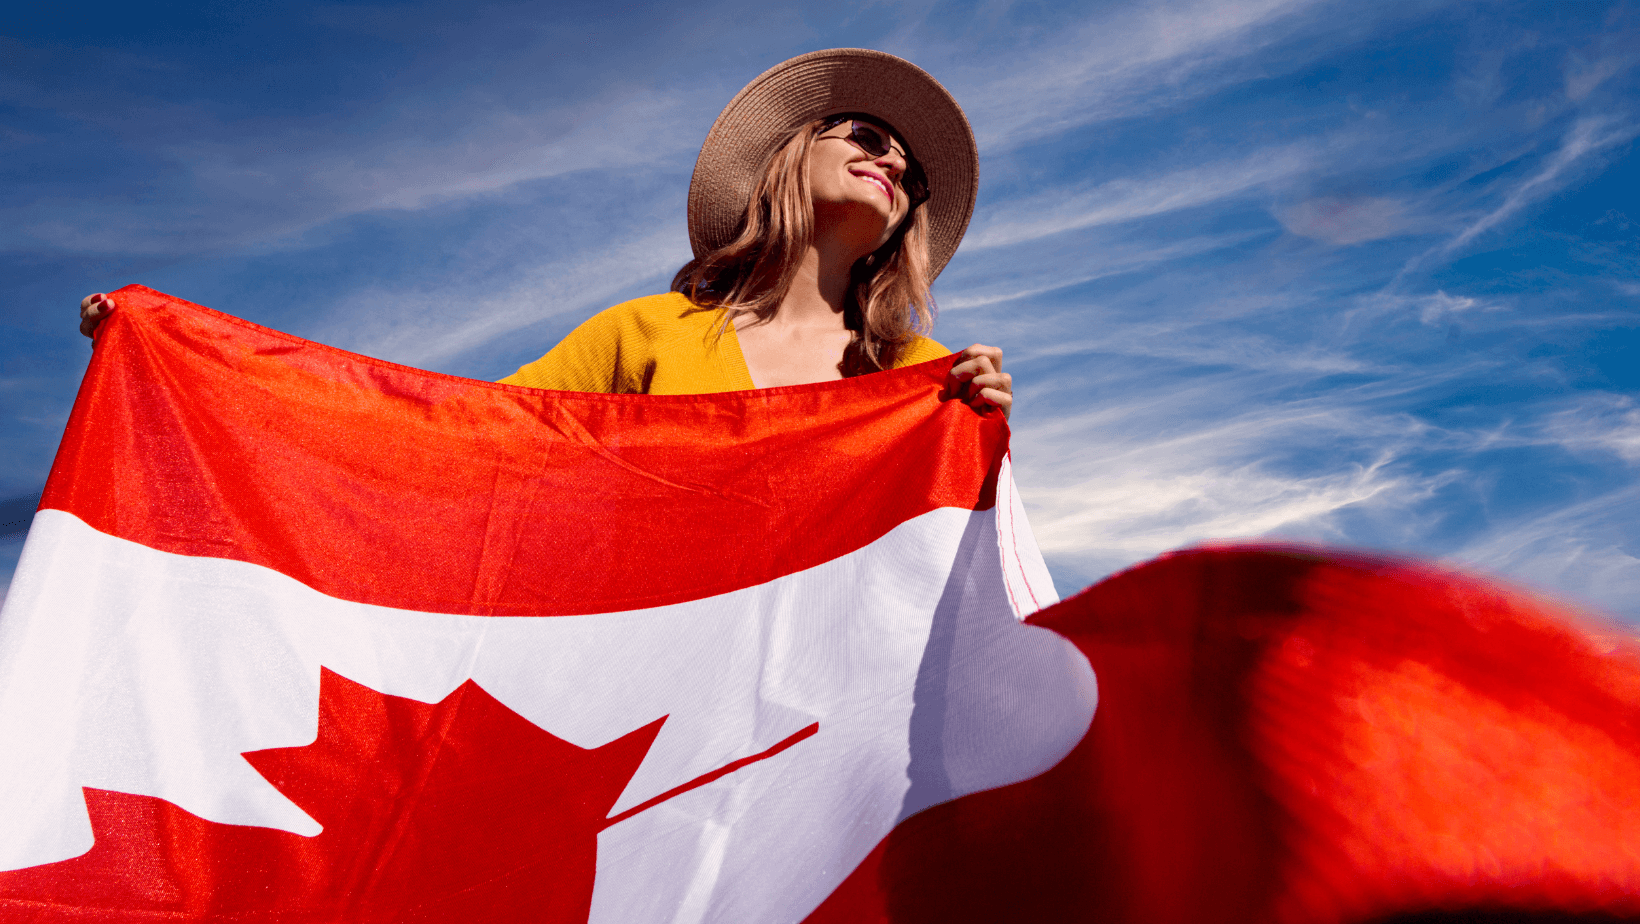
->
[499, 292, 950, 394]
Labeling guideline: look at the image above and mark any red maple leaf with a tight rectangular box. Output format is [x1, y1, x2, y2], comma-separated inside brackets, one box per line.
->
[0, 668, 666, 923]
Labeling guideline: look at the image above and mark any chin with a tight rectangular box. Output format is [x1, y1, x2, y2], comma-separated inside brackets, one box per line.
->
[815, 197, 895, 239]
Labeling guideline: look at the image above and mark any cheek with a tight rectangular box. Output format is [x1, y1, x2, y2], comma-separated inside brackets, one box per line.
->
[805, 158, 826, 200]
[806, 150, 846, 204]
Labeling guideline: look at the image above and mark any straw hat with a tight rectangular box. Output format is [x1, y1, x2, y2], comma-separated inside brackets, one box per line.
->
[686, 48, 978, 281]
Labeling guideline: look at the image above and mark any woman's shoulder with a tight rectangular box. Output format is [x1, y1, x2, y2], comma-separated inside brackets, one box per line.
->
[499, 293, 700, 391]
[593, 291, 717, 332]
[893, 333, 952, 368]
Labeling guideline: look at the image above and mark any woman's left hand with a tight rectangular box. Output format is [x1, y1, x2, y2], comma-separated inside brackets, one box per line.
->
[946, 344, 1012, 419]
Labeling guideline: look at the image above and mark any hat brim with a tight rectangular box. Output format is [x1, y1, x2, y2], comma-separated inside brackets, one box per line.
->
[687, 48, 978, 282]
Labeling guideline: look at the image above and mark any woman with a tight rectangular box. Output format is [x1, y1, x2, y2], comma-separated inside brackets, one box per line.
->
[82, 49, 1012, 414]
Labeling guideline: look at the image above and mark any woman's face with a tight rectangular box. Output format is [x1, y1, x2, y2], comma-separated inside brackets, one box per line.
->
[807, 118, 915, 252]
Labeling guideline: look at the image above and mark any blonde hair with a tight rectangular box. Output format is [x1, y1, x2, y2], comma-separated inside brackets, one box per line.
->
[672, 118, 935, 374]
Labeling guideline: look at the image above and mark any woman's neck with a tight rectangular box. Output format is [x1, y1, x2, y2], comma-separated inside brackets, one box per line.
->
[766, 219, 875, 330]
[771, 249, 844, 329]
[732, 219, 879, 387]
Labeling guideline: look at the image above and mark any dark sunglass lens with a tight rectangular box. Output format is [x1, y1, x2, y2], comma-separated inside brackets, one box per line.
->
[849, 121, 892, 157]
[906, 164, 929, 205]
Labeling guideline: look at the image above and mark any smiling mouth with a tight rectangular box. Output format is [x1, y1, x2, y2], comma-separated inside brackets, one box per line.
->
[853, 171, 893, 201]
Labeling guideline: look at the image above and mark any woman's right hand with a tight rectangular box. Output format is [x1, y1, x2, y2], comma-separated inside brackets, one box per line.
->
[80, 293, 116, 339]
[946, 344, 1013, 419]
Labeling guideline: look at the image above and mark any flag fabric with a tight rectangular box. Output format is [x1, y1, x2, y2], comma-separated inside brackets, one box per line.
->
[811, 546, 1640, 923]
[3, 286, 1639, 923]
[0, 285, 1089, 923]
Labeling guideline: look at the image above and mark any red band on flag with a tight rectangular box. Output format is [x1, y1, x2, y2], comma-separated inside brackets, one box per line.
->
[43, 286, 1005, 616]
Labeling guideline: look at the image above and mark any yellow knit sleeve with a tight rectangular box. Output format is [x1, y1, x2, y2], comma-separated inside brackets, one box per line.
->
[894, 334, 952, 368]
[499, 301, 656, 393]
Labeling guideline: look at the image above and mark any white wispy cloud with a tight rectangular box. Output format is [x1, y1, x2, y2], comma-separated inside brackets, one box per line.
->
[1008, 339, 1640, 614]
[1009, 384, 1433, 577]
[967, 141, 1320, 248]
[319, 228, 693, 370]
[1565, 54, 1636, 103]
[1011, 319, 1377, 375]
[939, 230, 1268, 310]
[1027, 451, 1404, 558]
[1413, 289, 1503, 326]
[1453, 484, 1640, 620]
[6, 87, 706, 259]
[1531, 393, 1640, 465]
[1340, 288, 1631, 346]
[947, 0, 1344, 147]
[1440, 116, 1640, 256]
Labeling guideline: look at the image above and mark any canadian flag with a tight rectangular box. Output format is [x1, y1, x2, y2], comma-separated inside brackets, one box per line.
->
[2, 286, 1638, 923]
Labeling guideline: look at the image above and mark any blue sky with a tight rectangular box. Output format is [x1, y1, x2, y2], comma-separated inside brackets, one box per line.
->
[4, 0, 1638, 620]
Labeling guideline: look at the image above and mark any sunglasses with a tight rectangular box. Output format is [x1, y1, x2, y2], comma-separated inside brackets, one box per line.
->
[819, 117, 930, 207]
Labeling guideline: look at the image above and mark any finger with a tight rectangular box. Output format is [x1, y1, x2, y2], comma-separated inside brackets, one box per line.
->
[949, 355, 997, 381]
[968, 371, 1012, 394]
[970, 387, 1013, 418]
[961, 344, 1004, 372]
[83, 295, 115, 319]
[79, 294, 117, 339]
[955, 364, 1002, 406]
[944, 360, 980, 399]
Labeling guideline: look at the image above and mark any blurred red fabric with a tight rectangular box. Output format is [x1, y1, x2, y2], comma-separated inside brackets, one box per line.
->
[809, 547, 1640, 923]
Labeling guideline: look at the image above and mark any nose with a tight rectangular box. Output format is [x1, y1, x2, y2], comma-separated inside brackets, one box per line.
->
[873, 151, 906, 181]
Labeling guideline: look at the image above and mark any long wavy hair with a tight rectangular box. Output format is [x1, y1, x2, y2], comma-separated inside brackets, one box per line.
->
[672, 117, 935, 375]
